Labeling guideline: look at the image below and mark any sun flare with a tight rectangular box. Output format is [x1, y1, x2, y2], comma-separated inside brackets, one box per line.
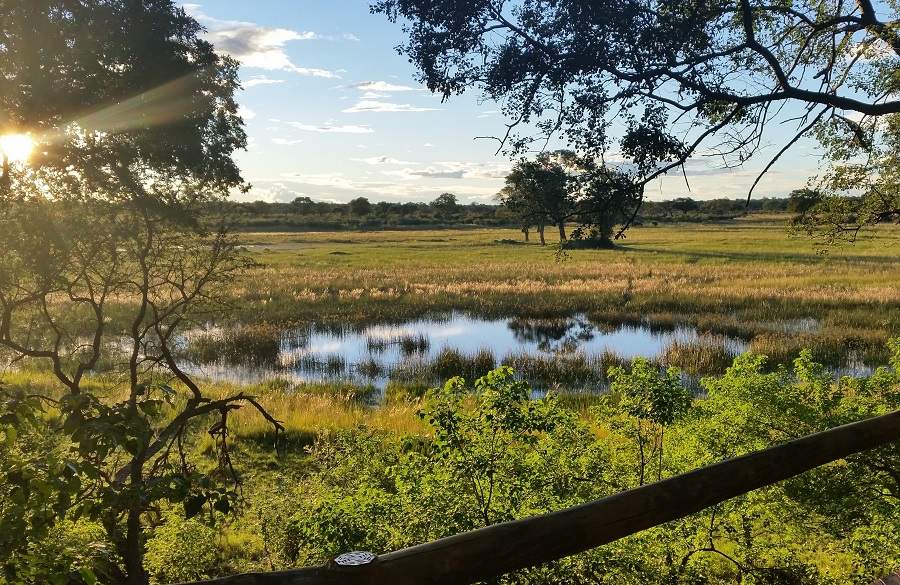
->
[0, 133, 34, 164]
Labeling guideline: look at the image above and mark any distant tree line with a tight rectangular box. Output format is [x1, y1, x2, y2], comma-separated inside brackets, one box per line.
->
[219, 191, 799, 233]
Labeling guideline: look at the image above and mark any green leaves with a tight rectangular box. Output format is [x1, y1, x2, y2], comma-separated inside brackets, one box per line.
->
[608, 358, 692, 427]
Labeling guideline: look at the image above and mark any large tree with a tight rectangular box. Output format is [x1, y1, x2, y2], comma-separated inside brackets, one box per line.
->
[500, 151, 640, 246]
[373, 0, 900, 237]
[0, 2, 280, 584]
[431, 192, 460, 221]
[500, 152, 575, 242]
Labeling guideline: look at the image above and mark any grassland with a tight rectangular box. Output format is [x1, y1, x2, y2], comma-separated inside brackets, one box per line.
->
[225, 217, 900, 367]
[5, 218, 899, 584]
[6, 217, 899, 442]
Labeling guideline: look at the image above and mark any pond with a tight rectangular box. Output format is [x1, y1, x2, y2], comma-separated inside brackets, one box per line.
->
[183, 313, 751, 393]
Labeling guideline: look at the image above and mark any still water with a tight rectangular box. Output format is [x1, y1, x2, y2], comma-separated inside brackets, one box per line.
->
[185, 313, 749, 390]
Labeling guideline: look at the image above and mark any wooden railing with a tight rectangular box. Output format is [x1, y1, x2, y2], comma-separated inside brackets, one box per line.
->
[182, 409, 900, 585]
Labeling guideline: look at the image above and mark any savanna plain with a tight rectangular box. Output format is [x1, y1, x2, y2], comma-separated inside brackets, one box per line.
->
[8, 217, 900, 584]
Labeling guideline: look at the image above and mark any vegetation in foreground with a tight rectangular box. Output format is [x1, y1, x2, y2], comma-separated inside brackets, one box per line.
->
[4, 344, 899, 584]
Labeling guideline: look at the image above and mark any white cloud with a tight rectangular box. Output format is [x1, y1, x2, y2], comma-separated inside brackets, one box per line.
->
[353, 156, 416, 165]
[243, 75, 286, 88]
[385, 168, 465, 179]
[350, 81, 418, 92]
[244, 175, 502, 202]
[272, 138, 304, 145]
[278, 120, 375, 134]
[477, 110, 501, 118]
[343, 33, 361, 42]
[381, 161, 511, 180]
[238, 105, 256, 120]
[343, 100, 439, 113]
[183, 4, 339, 77]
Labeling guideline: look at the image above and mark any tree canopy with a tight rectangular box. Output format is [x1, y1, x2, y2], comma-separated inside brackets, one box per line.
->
[373, 0, 900, 236]
[0, 3, 267, 584]
[0, 0, 247, 204]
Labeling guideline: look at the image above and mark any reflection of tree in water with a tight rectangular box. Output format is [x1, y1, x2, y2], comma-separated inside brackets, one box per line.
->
[508, 317, 595, 353]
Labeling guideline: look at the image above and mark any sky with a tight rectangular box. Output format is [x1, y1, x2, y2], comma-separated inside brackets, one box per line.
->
[183, 1, 824, 204]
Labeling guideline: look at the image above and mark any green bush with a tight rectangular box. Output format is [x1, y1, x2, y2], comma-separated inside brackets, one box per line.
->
[144, 512, 220, 584]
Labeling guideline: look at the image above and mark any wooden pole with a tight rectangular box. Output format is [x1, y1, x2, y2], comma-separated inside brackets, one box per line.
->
[180, 409, 900, 585]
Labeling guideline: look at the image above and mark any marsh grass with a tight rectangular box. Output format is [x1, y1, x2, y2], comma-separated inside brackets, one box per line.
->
[501, 350, 628, 390]
[186, 323, 282, 365]
[355, 357, 383, 378]
[391, 347, 497, 385]
[398, 333, 430, 356]
[365, 332, 430, 356]
[384, 380, 430, 403]
[662, 337, 737, 376]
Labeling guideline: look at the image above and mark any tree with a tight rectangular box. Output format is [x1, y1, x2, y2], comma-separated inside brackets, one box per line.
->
[671, 197, 700, 216]
[567, 159, 642, 247]
[374, 0, 900, 237]
[499, 184, 543, 243]
[791, 115, 900, 244]
[0, 2, 281, 584]
[787, 188, 822, 214]
[605, 359, 692, 485]
[349, 196, 373, 217]
[430, 192, 459, 221]
[500, 153, 640, 247]
[500, 153, 576, 242]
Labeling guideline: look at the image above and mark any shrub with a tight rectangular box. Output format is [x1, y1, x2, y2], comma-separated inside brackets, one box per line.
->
[145, 512, 220, 584]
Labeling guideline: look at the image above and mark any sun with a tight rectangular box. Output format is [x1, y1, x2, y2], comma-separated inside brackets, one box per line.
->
[0, 133, 34, 164]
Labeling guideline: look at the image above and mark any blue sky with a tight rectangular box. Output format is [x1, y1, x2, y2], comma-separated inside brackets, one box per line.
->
[184, 1, 822, 204]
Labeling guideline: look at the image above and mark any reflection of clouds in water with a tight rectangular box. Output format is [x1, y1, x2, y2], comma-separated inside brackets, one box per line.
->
[304, 341, 346, 354]
[429, 325, 467, 339]
[186, 312, 776, 390]
[364, 322, 467, 340]
[365, 325, 419, 340]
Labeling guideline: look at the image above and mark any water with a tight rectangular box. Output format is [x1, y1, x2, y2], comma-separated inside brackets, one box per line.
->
[183, 313, 749, 390]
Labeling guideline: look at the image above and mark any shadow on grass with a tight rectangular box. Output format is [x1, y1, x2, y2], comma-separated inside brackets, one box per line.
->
[240, 428, 318, 452]
[618, 245, 899, 265]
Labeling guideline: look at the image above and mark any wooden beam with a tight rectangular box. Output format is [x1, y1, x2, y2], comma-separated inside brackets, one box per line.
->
[180, 409, 900, 585]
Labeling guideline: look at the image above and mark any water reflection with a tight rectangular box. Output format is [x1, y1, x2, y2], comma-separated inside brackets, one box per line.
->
[183, 313, 751, 391]
[507, 317, 596, 352]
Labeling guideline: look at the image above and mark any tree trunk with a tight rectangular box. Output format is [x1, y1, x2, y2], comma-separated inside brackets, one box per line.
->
[558, 222, 566, 241]
[522, 227, 529, 242]
[124, 507, 148, 585]
[538, 225, 546, 246]
[599, 223, 614, 248]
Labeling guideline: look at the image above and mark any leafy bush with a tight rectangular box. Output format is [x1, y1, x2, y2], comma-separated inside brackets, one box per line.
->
[144, 512, 220, 584]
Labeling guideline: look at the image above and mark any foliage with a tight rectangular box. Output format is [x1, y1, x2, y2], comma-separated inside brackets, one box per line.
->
[430, 193, 460, 220]
[0, 2, 280, 584]
[373, 0, 900, 237]
[500, 152, 575, 242]
[281, 346, 900, 584]
[144, 511, 220, 584]
[790, 112, 900, 245]
[0, 388, 92, 583]
[603, 359, 692, 484]
[348, 197, 373, 217]
[212, 196, 791, 232]
[4, 342, 900, 583]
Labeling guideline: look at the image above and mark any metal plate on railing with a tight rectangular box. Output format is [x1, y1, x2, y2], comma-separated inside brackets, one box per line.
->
[334, 551, 377, 567]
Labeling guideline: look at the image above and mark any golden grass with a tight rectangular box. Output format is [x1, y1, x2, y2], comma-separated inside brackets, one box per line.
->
[231, 221, 900, 322]
[0, 369, 425, 439]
